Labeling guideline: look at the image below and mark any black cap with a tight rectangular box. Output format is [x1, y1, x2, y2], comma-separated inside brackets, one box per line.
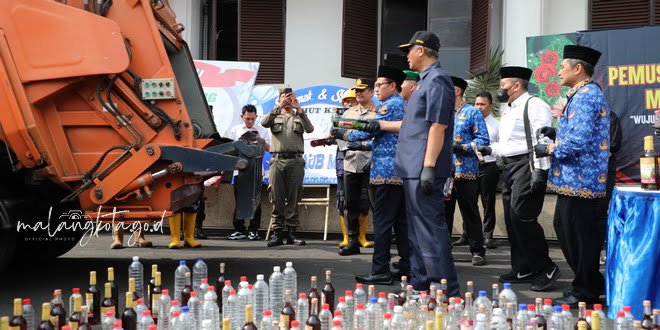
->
[377, 65, 406, 87]
[563, 45, 602, 67]
[451, 76, 468, 91]
[500, 66, 533, 81]
[399, 30, 441, 52]
[351, 78, 375, 90]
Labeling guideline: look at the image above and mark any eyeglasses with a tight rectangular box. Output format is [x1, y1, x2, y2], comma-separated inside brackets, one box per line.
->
[375, 81, 394, 88]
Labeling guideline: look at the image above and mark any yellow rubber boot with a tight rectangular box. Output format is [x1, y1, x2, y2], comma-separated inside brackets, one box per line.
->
[111, 226, 124, 249]
[183, 212, 202, 248]
[358, 213, 374, 248]
[168, 213, 182, 249]
[339, 215, 349, 248]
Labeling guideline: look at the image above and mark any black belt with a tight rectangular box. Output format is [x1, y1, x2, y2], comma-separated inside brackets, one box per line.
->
[272, 152, 303, 159]
[501, 154, 528, 164]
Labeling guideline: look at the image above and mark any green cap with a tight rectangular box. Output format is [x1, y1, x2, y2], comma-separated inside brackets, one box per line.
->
[403, 70, 419, 81]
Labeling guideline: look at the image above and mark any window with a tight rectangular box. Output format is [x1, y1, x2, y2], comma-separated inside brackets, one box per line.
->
[239, 0, 286, 84]
[590, 0, 660, 29]
[470, 0, 491, 75]
[342, 0, 378, 79]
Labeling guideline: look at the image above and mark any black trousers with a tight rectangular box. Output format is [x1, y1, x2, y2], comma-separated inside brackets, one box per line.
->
[478, 162, 500, 239]
[232, 184, 262, 232]
[369, 184, 409, 275]
[344, 171, 370, 237]
[594, 161, 616, 245]
[445, 179, 485, 255]
[501, 156, 553, 273]
[554, 195, 605, 300]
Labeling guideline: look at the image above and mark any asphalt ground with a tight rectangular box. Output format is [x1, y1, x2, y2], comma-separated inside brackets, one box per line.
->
[0, 231, 607, 323]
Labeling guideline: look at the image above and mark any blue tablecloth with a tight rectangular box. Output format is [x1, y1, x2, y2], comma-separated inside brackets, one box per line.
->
[606, 186, 660, 319]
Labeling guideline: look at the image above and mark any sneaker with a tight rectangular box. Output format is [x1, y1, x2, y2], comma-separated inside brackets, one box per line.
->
[452, 236, 469, 246]
[472, 254, 487, 266]
[498, 270, 537, 283]
[248, 231, 261, 241]
[530, 264, 561, 291]
[227, 231, 247, 240]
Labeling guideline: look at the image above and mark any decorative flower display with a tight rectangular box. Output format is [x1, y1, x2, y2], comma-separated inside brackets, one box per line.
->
[527, 34, 575, 108]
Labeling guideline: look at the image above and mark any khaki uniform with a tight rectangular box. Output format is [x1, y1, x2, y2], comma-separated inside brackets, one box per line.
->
[261, 109, 314, 230]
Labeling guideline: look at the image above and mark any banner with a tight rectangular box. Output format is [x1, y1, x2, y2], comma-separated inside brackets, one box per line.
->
[527, 26, 660, 182]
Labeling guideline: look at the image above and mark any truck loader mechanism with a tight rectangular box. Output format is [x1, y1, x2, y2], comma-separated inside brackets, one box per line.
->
[0, 0, 261, 268]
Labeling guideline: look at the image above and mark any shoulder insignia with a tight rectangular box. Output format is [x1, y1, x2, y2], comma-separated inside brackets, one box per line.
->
[454, 158, 463, 166]
[600, 140, 609, 150]
[379, 106, 389, 115]
[553, 167, 560, 177]
[458, 113, 467, 119]
[598, 173, 607, 183]
[455, 135, 463, 142]
[579, 87, 590, 93]
[472, 126, 479, 133]
[600, 106, 607, 117]
[568, 110, 575, 119]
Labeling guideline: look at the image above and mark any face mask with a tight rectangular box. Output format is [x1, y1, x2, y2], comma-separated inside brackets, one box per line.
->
[496, 88, 510, 103]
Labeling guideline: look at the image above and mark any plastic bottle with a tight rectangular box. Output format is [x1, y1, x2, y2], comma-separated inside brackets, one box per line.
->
[623, 306, 634, 326]
[498, 284, 517, 314]
[261, 310, 274, 330]
[542, 299, 554, 321]
[391, 306, 407, 330]
[354, 303, 366, 329]
[283, 262, 298, 298]
[21, 298, 34, 330]
[170, 310, 182, 330]
[187, 291, 201, 329]
[170, 300, 181, 318]
[383, 312, 392, 330]
[135, 298, 148, 323]
[129, 256, 145, 299]
[180, 306, 193, 330]
[201, 319, 214, 330]
[202, 290, 219, 330]
[296, 293, 309, 326]
[491, 284, 500, 309]
[198, 279, 209, 299]
[254, 274, 270, 325]
[158, 289, 172, 330]
[102, 309, 116, 330]
[332, 310, 344, 330]
[366, 297, 381, 330]
[226, 290, 239, 330]
[319, 304, 333, 330]
[616, 311, 630, 330]
[291, 320, 301, 330]
[354, 284, 367, 306]
[490, 308, 507, 330]
[269, 266, 285, 315]
[139, 310, 154, 330]
[515, 304, 528, 330]
[222, 280, 234, 312]
[69, 288, 82, 318]
[550, 306, 564, 330]
[345, 290, 355, 330]
[475, 314, 488, 330]
[536, 134, 554, 168]
[593, 304, 606, 324]
[238, 280, 250, 323]
[561, 305, 573, 330]
[331, 320, 343, 330]
[112, 320, 123, 330]
[473, 291, 492, 321]
[174, 261, 190, 302]
[192, 258, 208, 293]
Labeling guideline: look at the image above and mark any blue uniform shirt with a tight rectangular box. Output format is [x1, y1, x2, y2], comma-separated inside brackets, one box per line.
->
[395, 61, 455, 179]
[453, 103, 489, 180]
[548, 82, 610, 198]
[348, 93, 406, 185]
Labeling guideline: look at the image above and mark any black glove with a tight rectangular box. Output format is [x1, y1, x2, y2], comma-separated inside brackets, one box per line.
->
[361, 121, 380, 133]
[346, 142, 365, 151]
[537, 126, 556, 140]
[534, 144, 551, 158]
[330, 127, 348, 140]
[420, 167, 435, 195]
[477, 145, 492, 156]
[531, 169, 548, 193]
[452, 142, 465, 153]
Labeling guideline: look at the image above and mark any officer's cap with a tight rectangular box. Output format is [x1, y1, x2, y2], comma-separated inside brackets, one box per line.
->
[500, 66, 533, 81]
[451, 76, 468, 91]
[399, 31, 441, 53]
[377, 65, 406, 87]
[563, 45, 602, 67]
[351, 78, 375, 90]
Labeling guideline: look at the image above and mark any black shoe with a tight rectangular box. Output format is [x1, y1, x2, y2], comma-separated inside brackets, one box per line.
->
[530, 264, 561, 291]
[267, 230, 284, 247]
[194, 227, 208, 240]
[498, 270, 537, 283]
[355, 272, 393, 285]
[392, 261, 400, 270]
[286, 227, 306, 246]
[552, 295, 580, 307]
[227, 231, 247, 240]
[452, 236, 469, 246]
[339, 239, 360, 256]
[484, 238, 497, 249]
[248, 230, 261, 241]
[472, 254, 487, 266]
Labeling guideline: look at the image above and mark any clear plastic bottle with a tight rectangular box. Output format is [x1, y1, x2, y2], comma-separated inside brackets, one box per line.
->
[331, 319, 343, 330]
[296, 293, 309, 326]
[254, 274, 270, 325]
[170, 300, 181, 320]
[226, 289, 239, 330]
[616, 311, 630, 330]
[158, 289, 172, 330]
[473, 291, 492, 321]
[345, 290, 355, 330]
[542, 299, 554, 321]
[102, 309, 116, 330]
[354, 303, 366, 329]
[201, 319, 214, 330]
[187, 291, 201, 329]
[498, 284, 517, 314]
[391, 306, 407, 330]
[238, 280, 250, 323]
[490, 308, 507, 330]
[139, 310, 154, 330]
[366, 297, 381, 330]
[475, 314, 489, 330]
[198, 279, 209, 299]
[174, 261, 190, 301]
[21, 298, 34, 330]
[222, 280, 234, 312]
[319, 304, 333, 330]
[261, 309, 274, 329]
[336, 297, 347, 328]
[269, 266, 285, 317]
[549, 305, 564, 330]
[135, 297, 147, 323]
[69, 288, 82, 318]
[202, 290, 219, 330]
[354, 284, 367, 306]
[561, 305, 573, 330]
[383, 312, 392, 330]
[112, 320, 124, 330]
[170, 310, 182, 330]
[180, 306, 194, 330]
[377, 292, 388, 313]
[536, 134, 553, 169]
[291, 319, 301, 330]
[623, 306, 634, 326]
[446, 305, 460, 330]
[129, 256, 145, 299]
[283, 262, 298, 296]
[491, 285, 500, 309]
[192, 258, 208, 293]
[515, 304, 528, 330]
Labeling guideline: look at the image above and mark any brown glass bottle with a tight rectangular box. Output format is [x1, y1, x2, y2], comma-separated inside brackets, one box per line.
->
[87, 271, 100, 325]
[50, 290, 67, 329]
[642, 301, 653, 330]
[322, 271, 335, 314]
[9, 298, 27, 330]
[38, 303, 54, 330]
[150, 271, 162, 323]
[505, 302, 515, 330]
[281, 290, 296, 329]
[122, 292, 138, 330]
[107, 267, 119, 318]
[641, 136, 660, 190]
[78, 305, 92, 330]
[68, 295, 82, 329]
[216, 262, 226, 311]
[308, 276, 321, 314]
[146, 264, 158, 308]
[101, 283, 116, 322]
[574, 302, 591, 330]
[535, 298, 547, 330]
[242, 304, 258, 330]
[181, 272, 192, 306]
[306, 298, 321, 330]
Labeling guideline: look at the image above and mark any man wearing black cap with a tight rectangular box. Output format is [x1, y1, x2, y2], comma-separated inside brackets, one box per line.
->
[446, 76, 490, 266]
[477, 66, 560, 292]
[332, 65, 410, 284]
[534, 45, 610, 305]
[394, 30, 460, 296]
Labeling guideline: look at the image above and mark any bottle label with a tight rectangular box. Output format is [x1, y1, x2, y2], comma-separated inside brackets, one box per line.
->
[9, 327, 19, 330]
[338, 121, 354, 128]
[101, 307, 113, 319]
[152, 294, 161, 318]
[68, 320, 79, 329]
[86, 293, 94, 318]
[51, 315, 59, 327]
[279, 314, 290, 329]
[641, 157, 657, 183]
[305, 326, 314, 330]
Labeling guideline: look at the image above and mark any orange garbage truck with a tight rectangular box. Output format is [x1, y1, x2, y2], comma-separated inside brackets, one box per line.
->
[0, 0, 261, 267]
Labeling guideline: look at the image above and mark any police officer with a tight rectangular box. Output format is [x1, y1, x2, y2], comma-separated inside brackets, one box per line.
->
[401, 70, 419, 102]
[534, 45, 609, 305]
[445, 76, 489, 266]
[477, 66, 560, 292]
[333, 66, 409, 284]
[261, 88, 314, 247]
[336, 89, 358, 247]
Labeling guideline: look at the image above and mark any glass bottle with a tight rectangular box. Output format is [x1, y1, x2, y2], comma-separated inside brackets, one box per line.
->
[642, 301, 653, 330]
[641, 136, 659, 190]
[51, 290, 67, 329]
[79, 305, 92, 330]
[10, 298, 27, 330]
[216, 263, 226, 313]
[122, 292, 138, 330]
[38, 303, 54, 330]
[69, 295, 82, 329]
[309, 276, 321, 314]
[242, 304, 258, 330]
[307, 298, 321, 330]
[147, 265, 158, 308]
[108, 267, 119, 317]
[87, 271, 100, 325]
[150, 271, 162, 323]
[574, 302, 591, 330]
[281, 290, 296, 330]
[101, 283, 116, 322]
[181, 272, 192, 306]
[322, 271, 336, 313]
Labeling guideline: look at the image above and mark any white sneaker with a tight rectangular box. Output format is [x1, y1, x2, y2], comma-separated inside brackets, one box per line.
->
[227, 231, 247, 240]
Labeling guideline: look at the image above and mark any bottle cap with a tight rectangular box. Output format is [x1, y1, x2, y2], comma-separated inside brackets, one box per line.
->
[162, 289, 169, 295]
[197, 257, 203, 262]
[73, 288, 80, 294]
[291, 320, 300, 327]
[172, 311, 180, 317]
[356, 283, 363, 289]
[299, 293, 307, 299]
[528, 304, 535, 311]
[519, 304, 527, 310]
[503, 283, 511, 289]
[345, 290, 353, 296]
[148, 325, 157, 330]
[201, 278, 208, 284]
[544, 298, 553, 305]
[257, 274, 264, 281]
[554, 306, 562, 312]
[274, 266, 281, 272]
[172, 300, 179, 306]
[357, 303, 364, 309]
[241, 276, 247, 282]
[113, 321, 122, 328]
[384, 312, 392, 319]
[334, 310, 342, 316]
[379, 292, 386, 298]
[617, 311, 625, 318]
[370, 297, 378, 303]
[106, 309, 114, 316]
[143, 310, 150, 316]
[492, 283, 499, 289]
[133, 256, 139, 261]
[586, 310, 592, 316]
[594, 304, 602, 310]
[623, 306, 632, 312]
[179, 260, 186, 266]
[208, 286, 215, 292]
[333, 320, 342, 327]
[264, 310, 272, 316]
[182, 306, 189, 313]
[137, 298, 144, 304]
[22, 298, 30, 305]
[225, 280, 232, 286]
[229, 290, 236, 295]
[562, 304, 570, 311]
[286, 262, 293, 267]
[479, 290, 487, 297]
[191, 292, 197, 297]
[248, 284, 253, 289]
[339, 297, 345, 303]
[323, 304, 330, 310]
